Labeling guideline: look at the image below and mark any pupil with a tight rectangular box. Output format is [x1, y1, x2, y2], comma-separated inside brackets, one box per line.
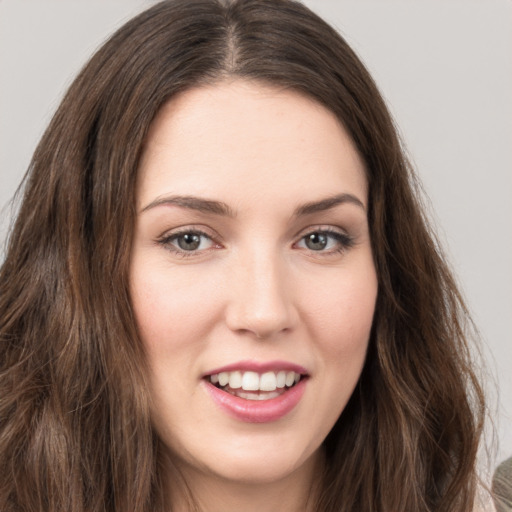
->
[178, 233, 201, 251]
[306, 233, 327, 251]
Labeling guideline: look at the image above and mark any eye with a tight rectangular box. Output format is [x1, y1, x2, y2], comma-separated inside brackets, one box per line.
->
[159, 229, 216, 255]
[296, 229, 353, 253]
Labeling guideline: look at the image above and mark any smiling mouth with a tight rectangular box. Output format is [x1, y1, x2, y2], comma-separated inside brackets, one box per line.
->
[206, 370, 305, 401]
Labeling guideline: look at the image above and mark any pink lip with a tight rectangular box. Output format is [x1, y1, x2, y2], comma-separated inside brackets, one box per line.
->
[203, 377, 307, 423]
[202, 359, 309, 377]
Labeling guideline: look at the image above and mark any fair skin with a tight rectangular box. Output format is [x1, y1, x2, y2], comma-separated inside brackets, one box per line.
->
[129, 80, 378, 512]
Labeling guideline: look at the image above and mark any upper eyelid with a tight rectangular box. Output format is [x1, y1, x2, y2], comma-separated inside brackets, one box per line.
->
[156, 228, 220, 256]
[293, 224, 350, 240]
[156, 225, 353, 249]
[158, 225, 219, 240]
[295, 229, 353, 245]
[157, 230, 218, 258]
[164, 230, 212, 242]
[159, 225, 347, 238]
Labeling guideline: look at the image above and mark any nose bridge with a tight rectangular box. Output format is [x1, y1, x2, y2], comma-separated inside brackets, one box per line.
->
[225, 241, 296, 338]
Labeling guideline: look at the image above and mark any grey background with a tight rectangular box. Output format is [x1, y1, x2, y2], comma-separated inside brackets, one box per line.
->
[1, 0, 511, 466]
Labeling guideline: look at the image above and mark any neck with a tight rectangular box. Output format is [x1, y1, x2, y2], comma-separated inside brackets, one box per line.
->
[162, 449, 325, 512]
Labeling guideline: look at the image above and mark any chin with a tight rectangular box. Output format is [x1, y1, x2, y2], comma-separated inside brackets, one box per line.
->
[218, 453, 303, 483]
[170, 431, 320, 486]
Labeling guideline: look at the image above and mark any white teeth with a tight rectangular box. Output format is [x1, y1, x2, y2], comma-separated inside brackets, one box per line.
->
[260, 371, 277, 391]
[242, 371, 260, 391]
[276, 371, 286, 388]
[208, 369, 303, 392]
[238, 390, 281, 400]
[228, 371, 242, 389]
[218, 372, 229, 387]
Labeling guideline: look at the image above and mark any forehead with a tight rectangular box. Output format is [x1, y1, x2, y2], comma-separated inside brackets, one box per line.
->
[137, 79, 367, 211]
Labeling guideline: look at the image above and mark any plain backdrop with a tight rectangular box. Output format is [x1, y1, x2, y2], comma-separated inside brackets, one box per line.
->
[1, 0, 511, 467]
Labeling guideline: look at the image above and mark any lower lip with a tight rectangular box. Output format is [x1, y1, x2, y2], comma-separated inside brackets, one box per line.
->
[203, 378, 307, 423]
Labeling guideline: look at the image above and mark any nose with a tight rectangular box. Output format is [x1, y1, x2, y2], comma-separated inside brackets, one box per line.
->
[224, 249, 298, 340]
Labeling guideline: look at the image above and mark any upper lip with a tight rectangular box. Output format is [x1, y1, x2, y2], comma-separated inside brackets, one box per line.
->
[202, 360, 309, 377]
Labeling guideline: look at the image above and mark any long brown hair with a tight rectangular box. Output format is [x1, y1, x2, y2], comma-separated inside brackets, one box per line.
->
[0, 1, 485, 510]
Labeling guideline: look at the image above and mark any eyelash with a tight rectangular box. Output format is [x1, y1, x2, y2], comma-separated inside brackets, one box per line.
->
[157, 227, 354, 258]
[157, 228, 217, 258]
[294, 228, 354, 255]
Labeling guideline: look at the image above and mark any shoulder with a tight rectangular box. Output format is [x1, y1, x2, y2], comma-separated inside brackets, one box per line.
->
[492, 456, 512, 512]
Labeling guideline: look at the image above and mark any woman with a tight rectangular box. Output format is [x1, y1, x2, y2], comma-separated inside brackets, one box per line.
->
[0, 0, 488, 510]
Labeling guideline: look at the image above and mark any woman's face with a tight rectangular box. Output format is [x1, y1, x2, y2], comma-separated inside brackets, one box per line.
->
[130, 80, 377, 487]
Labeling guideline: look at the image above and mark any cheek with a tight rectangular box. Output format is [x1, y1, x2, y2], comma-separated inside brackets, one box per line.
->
[301, 262, 377, 419]
[130, 261, 224, 363]
[303, 266, 378, 356]
[290, 266, 377, 452]
[129, 265, 219, 432]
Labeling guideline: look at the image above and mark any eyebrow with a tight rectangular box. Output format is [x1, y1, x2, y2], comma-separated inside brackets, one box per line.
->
[141, 195, 236, 216]
[293, 193, 366, 216]
[141, 192, 365, 217]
